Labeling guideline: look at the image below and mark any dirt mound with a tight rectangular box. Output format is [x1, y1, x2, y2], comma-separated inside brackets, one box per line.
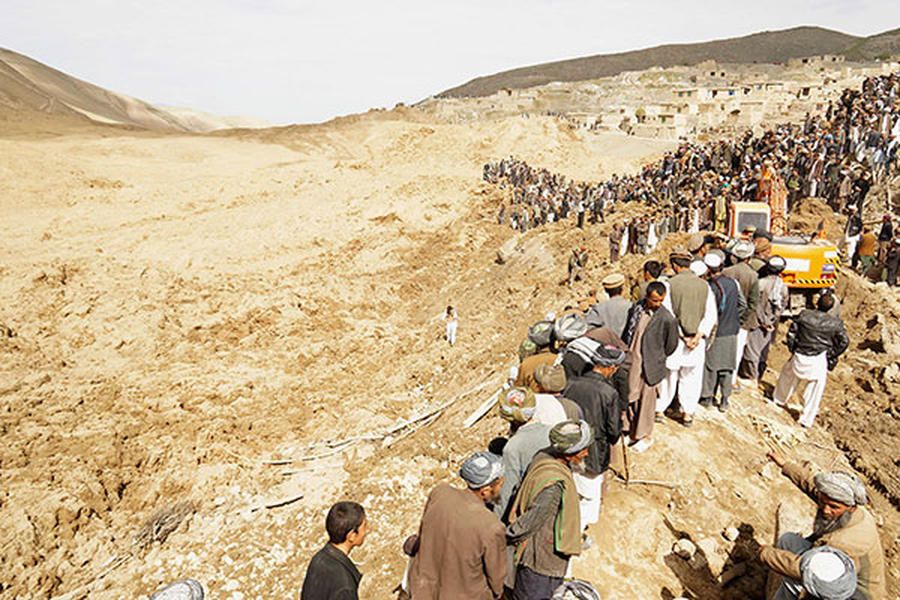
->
[0, 111, 896, 599]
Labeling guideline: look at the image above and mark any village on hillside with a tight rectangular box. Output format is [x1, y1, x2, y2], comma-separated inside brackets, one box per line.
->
[419, 56, 900, 139]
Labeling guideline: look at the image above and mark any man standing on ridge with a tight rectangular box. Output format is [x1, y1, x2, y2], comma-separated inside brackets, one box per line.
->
[772, 293, 849, 429]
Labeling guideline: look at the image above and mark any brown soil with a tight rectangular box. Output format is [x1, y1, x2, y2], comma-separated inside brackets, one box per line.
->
[0, 112, 897, 599]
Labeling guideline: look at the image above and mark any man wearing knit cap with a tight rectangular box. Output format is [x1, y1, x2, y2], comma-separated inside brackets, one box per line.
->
[762, 450, 885, 599]
[753, 229, 773, 260]
[508, 420, 590, 600]
[532, 365, 583, 426]
[659, 248, 719, 426]
[584, 273, 631, 339]
[494, 387, 552, 520]
[563, 345, 626, 527]
[687, 232, 707, 259]
[516, 320, 557, 392]
[408, 452, 507, 600]
[724, 239, 760, 388]
[700, 250, 746, 412]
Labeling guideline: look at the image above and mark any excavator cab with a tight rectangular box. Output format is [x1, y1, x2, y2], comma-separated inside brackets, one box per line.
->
[727, 201, 840, 313]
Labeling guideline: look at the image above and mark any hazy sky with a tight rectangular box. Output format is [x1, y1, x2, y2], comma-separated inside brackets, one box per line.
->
[3, 1, 899, 124]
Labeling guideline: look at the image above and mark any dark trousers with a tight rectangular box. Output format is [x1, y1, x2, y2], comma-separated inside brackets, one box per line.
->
[512, 566, 564, 600]
[702, 367, 733, 402]
[577, 211, 585, 228]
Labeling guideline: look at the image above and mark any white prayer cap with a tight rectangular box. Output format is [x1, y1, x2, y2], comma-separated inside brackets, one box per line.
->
[704, 253, 723, 269]
[807, 552, 846, 583]
[690, 260, 708, 277]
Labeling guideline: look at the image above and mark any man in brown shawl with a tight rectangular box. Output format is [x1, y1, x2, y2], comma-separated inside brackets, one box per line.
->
[507, 420, 590, 600]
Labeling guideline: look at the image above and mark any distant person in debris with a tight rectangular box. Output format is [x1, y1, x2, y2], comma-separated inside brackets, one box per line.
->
[857, 226, 877, 274]
[568, 247, 589, 286]
[843, 206, 863, 265]
[761, 450, 886, 599]
[886, 236, 900, 286]
[609, 224, 623, 263]
[877, 214, 893, 263]
[408, 452, 507, 600]
[507, 420, 591, 600]
[772, 293, 849, 428]
[301, 501, 367, 600]
[562, 345, 626, 528]
[700, 251, 746, 412]
[444, 306, 459, 346]
[494, 387, 552, 521]
[621, 281, 678, 452]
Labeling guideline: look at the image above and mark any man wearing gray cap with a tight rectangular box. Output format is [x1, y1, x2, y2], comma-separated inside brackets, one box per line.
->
[723, 239, 760, 387]
[508, 420, 591, 600]
[762, 451, 885, 599]
[584, 273, 631, 339]
[408, 452, 507, 600]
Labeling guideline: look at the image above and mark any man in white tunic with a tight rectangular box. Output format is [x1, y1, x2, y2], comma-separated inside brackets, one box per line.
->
[658, 250, 718, 427]
[773, 294, 849, 428]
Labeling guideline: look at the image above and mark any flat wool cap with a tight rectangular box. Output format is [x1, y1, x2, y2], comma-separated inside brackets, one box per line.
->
[601, 273, 626, 289]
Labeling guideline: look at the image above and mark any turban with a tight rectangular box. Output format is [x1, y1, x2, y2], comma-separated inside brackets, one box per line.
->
[528, 320, 555, 348]
[498, 387, 537, 424]
[535, 364, 567, 393]
[800, 546, 858, 600]
[731, 240, 755, 259]
[814, 471, 868, 506]
[551, 580, 600, 600]
[592, 344, 626, 367]
[459, 451, 503, 489]
[566, 336, 602, 364]
[150, 579, 205, 600]
[549, 420, 593, 455]
[768, 255, 787, 273]
[554, 313, 589, 342]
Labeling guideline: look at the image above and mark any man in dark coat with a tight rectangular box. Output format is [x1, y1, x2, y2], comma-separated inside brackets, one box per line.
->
[773, 293, 849, 428]
[621, 281, 679, 450]
[301, 502, 367, 600]
[700, 252, 747, 412]
[562, 345, 626, 528]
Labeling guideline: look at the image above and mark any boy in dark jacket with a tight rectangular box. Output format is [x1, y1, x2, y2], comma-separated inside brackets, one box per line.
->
[301, 502, 367, 600]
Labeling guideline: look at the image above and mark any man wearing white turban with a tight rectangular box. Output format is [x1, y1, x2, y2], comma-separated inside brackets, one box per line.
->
[761, 451, 885, 599]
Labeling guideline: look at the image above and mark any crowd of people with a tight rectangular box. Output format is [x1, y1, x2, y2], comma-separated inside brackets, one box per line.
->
[294, 75, 900, 600]
[300, 234, 884, 600]
[485, 72, 900, 284]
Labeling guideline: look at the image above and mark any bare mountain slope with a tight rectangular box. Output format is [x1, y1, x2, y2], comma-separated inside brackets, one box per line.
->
[439, 26, 861, 98]
[0, 48, 266, 133]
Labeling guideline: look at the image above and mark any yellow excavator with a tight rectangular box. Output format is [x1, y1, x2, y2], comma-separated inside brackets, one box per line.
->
[728, 201, 840, 310]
